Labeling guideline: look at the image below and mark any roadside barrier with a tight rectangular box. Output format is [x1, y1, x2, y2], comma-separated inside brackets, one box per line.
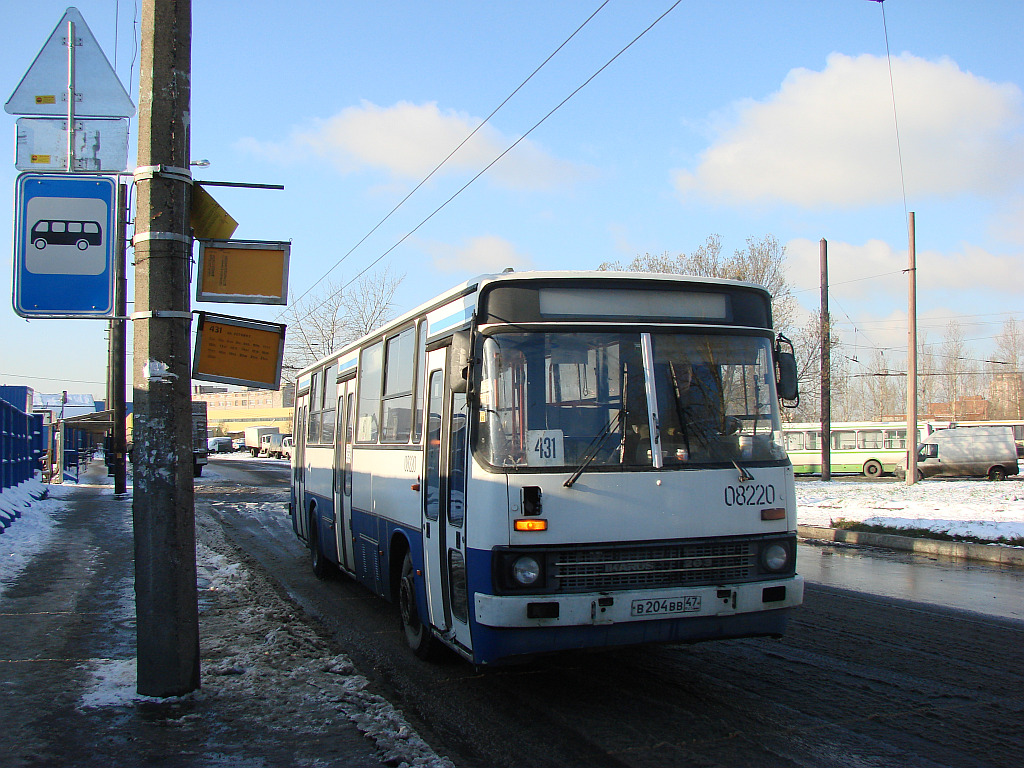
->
[0, 397, 43, 531]
[1, 397, 35, 492]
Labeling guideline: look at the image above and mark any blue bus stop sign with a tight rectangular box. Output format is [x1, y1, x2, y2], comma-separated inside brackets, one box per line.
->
[13, 173, 116, 317]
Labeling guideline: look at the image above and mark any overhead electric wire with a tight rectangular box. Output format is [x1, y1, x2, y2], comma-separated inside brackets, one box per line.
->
[323, 1, 684, 309]
[281, 1, 612, 317]
[874, 0, 909, 218]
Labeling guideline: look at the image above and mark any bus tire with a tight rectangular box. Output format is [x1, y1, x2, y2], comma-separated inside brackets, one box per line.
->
[862, 460, 883, 478]
[988, 466, 1007, 481]
[399, 551, 438, 660]
[309, 512, 331, 579]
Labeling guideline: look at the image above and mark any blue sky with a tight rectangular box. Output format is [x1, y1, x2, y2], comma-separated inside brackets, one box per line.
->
[2, 0, 1022, 400]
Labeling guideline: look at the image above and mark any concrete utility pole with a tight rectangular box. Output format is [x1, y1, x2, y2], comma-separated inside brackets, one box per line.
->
[133, 0, 199, 697]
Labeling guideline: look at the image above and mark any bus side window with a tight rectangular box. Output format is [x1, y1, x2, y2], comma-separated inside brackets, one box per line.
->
[449, 393, 468, 527]
[859, 430, 883, 450]
[382, 327, 415, 443]
[357, 341, 383, 442]
[424, 372, 443, 522]
[832, 431, 856, 450]
[307, 372, 321, 444]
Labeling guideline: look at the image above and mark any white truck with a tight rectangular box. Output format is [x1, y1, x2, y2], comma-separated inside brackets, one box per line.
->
[894, 426, 1020, 481]
[244, 425, 280, 457]
[259, 432, 286, 458]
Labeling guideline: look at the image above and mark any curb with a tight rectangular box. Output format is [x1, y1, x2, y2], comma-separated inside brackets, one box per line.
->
[798, 525, 1024, 568]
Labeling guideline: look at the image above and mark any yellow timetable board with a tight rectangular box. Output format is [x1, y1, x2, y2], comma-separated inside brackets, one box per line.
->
[196, 239, 290, 305]
[193, 312, 286, 390]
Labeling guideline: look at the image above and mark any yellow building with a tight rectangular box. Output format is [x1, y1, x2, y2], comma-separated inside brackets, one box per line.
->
[206, 406, 292, 438]
[192, 384, 295, 438]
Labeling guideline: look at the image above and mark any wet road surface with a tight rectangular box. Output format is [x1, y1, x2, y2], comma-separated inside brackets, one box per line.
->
[798, 541, 1024, 622]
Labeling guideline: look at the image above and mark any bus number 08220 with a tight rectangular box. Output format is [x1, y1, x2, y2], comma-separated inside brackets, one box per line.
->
[723, 483, 776, 507]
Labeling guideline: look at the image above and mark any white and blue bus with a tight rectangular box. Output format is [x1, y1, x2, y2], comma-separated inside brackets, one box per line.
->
[291, 271, 803, 665]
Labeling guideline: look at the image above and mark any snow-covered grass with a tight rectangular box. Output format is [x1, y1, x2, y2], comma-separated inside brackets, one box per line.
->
[795, 477, 1024, 543]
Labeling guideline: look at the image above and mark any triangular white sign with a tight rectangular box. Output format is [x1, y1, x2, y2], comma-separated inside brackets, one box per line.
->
[5, 7, 135, 118]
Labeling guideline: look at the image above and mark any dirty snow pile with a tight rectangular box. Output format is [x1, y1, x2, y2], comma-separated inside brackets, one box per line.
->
[74, 524, 456, 768]
[795, 478, 1024, 543]
[0, 477, 66, 594]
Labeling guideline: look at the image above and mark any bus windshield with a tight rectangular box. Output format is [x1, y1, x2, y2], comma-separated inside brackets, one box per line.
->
[476, 331, 786, 471]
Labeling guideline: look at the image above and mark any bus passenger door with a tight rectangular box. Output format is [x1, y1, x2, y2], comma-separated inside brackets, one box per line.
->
[423, 349, 473, 653]
[334, 380, 355, 572]
[294, 401, 308, 540]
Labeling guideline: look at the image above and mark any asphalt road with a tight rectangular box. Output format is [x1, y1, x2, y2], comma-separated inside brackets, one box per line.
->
[202, 455, 1024, 768]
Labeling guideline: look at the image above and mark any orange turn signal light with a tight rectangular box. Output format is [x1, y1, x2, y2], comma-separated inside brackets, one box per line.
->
[761, 507, 786, 521]
[514, 518, 548, 532]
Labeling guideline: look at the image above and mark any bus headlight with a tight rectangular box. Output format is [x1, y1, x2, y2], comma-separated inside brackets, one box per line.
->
[512, 555, 542, 586]
[760, 542, 790, 573]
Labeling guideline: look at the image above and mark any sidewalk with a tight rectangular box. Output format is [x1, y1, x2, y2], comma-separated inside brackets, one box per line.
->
[0, 464, 449, 768]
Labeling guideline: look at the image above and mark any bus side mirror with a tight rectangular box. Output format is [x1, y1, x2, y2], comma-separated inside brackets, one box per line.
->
[449, 330, 472, 394]
[774, 335, 799, 407]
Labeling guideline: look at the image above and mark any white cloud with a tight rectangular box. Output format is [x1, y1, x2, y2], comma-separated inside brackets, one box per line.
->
[241, 100, 584, 191]
[426, 235, 533, 273]
[787, 236, 1022, 303]
[988, 195, 1024, 245]
[675, 53, 1024, 208]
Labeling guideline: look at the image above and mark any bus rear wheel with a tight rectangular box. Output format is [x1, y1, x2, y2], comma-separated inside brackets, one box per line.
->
[989, 466, 1008, 481]
[399, 552, 438, 660]
[862, 460, 883, 478]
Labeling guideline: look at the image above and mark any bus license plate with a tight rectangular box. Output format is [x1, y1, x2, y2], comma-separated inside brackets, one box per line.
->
[631, 596, 701, 617]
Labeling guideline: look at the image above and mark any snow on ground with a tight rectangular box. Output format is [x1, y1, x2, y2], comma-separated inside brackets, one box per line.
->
[794, 477, 1024, 542]
[5, 472, 1024, 587]
[2, 467, 1022, 764]
[0, 477, 68, 596]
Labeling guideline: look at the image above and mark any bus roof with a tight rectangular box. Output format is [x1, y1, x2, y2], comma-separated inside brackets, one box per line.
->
[296, 270, 775, 380]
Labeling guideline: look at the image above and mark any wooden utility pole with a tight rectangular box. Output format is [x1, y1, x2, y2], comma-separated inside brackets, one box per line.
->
[133, 0, 199, 696]
[107, 182, 128, 496]
[820, 238, 831, 481]
[906, 212, 918, 486]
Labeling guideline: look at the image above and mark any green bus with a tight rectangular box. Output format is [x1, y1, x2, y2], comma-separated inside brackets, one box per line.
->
[782, 421, 923, 477]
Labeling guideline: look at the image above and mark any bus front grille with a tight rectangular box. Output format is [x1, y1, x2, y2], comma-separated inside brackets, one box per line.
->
[553, 540, 757, 593]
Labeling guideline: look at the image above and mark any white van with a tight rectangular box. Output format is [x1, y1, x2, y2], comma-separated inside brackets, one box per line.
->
[894, 426, 1020, 481]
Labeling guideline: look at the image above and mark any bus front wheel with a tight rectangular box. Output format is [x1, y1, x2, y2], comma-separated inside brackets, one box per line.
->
[399, 551, 438, 660]
[862, 460, 883, 478]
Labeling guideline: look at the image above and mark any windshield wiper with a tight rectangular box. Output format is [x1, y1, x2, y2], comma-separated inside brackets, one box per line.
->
[564, 409, 625, 488]
[732, 459, 755, 483]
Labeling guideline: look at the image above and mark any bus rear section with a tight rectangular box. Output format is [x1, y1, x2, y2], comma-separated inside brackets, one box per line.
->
[292, 272, 803, 666]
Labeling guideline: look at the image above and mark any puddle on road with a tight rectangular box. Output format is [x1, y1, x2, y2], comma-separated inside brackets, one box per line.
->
[797, 542, 1024, 622]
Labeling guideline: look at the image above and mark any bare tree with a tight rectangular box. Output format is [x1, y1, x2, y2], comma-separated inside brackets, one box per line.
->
[916, 330, 937, 414]
[599, 234, 796, 335]
[938, 320, 975, 419]
[990, 317, 1024, 419]
[775, 309, 851, 422]
[281, 267, 403, 377]
[856, 350, 906, 421]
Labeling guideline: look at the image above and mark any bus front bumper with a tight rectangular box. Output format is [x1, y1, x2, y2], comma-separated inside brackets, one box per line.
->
[475, 575, 804, 629]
